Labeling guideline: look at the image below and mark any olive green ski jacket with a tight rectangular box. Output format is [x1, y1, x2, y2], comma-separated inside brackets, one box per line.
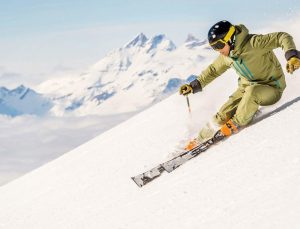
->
[195, 24, 297, 93]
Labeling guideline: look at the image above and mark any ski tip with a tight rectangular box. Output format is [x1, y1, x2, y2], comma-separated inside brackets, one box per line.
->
[131, 176, 143, 188]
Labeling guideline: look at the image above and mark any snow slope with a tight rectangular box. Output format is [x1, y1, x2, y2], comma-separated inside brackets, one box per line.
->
[0, 69, 300, 228]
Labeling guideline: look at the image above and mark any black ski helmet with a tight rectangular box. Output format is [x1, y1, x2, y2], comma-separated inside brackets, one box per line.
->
[208, 20, 235, 50]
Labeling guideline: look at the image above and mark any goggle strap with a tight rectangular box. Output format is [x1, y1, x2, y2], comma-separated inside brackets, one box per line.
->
[223, 26, 236, 42]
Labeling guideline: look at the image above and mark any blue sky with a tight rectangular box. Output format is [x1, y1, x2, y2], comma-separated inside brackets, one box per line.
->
[0, 0, 300, 87]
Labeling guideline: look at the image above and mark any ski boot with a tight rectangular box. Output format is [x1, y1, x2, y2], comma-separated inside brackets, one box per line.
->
[184, 138, 200, 151]
[220, 119, 239, 136]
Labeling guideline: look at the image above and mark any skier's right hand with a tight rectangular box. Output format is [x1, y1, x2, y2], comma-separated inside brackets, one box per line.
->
[179, 84, 193, 96]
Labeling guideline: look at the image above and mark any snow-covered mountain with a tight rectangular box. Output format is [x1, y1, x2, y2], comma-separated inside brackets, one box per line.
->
[0, 66, 299, 228]
[0, 33, 212, 117]
[0, 85, 53, 116]
[37, 33, 214, 116]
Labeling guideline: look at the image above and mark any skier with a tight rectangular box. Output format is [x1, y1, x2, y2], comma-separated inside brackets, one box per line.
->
[180, 20, 300, 150]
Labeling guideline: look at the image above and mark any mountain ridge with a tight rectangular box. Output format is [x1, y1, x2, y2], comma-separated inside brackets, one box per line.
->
[1, 33, 212, 117]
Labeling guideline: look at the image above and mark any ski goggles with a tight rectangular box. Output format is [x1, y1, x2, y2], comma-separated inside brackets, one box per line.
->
[209, 26, 236, 50]
[210, 39, 227, 50]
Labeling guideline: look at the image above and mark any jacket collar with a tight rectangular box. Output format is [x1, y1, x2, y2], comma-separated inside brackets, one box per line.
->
[230, 24, 249, 59]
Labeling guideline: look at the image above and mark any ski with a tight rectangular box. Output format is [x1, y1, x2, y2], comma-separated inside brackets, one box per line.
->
[132, 97, 300, 187]
[131, 131, 225, 187]
[131, 165, 165, 187]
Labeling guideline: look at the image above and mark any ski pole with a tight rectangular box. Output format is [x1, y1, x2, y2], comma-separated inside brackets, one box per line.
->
[186, 96, 191, 113]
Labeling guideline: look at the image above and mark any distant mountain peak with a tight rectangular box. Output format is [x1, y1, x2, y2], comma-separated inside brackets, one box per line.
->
[185, 34, 199, 43]
[125, 33, 148, 48]
[0, 84, 53, 117]
[184, 34, 207, 48]
[146, 34, 176, 53]
[150, 34, 166, 42]
[12, 84, 26, 91]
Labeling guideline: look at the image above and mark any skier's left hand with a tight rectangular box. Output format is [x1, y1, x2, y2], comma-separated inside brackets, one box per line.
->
[286, 57, 300, 74]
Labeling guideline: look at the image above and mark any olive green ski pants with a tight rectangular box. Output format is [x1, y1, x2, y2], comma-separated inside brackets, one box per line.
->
[214, 84, 282, 127]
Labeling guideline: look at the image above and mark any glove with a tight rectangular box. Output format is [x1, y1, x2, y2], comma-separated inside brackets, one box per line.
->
[179, 84, 193, 96]
[286, 57, 300, 74]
